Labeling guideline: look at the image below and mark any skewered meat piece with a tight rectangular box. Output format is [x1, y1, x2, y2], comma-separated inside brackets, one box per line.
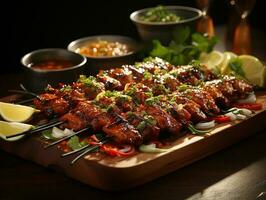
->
[205, 76, 253, 102]
[103, 114, 143, 145]
[163, 74, 182, 92]
[172, 93, 207, 122]
[97, 70, 123, 91]
[73, 75, 105, 100]
[142, 105, 182, 135]
[126, 111, 160, 142]
[34, 93, 70, 117]
[124, 83, 152, 105]
[60, 101, 102, 130]
[124, 65, 145, 82]
[183, 88, 220, 115]
[164, 103, 192, 126]
[107, 67, 134, 88]
[201, 84, 230, 108]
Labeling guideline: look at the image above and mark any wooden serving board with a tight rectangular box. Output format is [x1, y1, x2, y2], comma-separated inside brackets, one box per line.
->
[0, 92, 266, 191]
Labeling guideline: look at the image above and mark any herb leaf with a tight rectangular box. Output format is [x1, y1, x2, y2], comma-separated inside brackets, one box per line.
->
[148, 26, 218, 65]
[67, 136, 88, 150]
[173, 26, 190, 44]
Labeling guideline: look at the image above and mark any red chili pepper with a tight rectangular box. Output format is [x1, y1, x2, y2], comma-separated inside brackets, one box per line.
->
[212, 115, 231, 123]
[233, 103, 263, 111]
[100, 144, 136, 157]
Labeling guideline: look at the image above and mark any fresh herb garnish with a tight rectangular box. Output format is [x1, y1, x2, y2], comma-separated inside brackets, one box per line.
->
[125, 87, 137, 96]
[136, 121, 146, 131]
[145, 95, 163, 105]
[177, 84, 189, 92]
[60, 85, 72, 92]
[136, 115, 157, 131]
[67, 136, 88, 150]
[149, 26, 218, 65]
[143, 71, 153, 80]
[78, 75, 104, 90]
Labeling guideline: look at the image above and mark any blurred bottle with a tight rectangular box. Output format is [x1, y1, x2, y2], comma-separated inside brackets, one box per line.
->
[227, 0, 256, 54]
[232, 19, 251, 54]
[196, 0, 215, 37]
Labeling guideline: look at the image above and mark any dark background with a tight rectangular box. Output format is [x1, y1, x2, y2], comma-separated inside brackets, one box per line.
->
[2, 0, 265, 74]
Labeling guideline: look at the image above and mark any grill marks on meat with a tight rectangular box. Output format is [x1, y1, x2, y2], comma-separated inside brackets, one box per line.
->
[183, 88, 220, 116]
[34, 93, 70, 117]
[60, 101, 101, 131]
[144, 105, 182, 135]
[103, 114, 142, 145]
[60, 101, 143, 145]
[126, 112, 160, 142]
[173, 93, 207, 122]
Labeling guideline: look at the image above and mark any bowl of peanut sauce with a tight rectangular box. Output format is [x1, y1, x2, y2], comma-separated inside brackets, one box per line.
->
[68, 35, 140, 75]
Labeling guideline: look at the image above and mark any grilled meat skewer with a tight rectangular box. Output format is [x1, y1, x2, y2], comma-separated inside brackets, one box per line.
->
[33, 58, 254, 147]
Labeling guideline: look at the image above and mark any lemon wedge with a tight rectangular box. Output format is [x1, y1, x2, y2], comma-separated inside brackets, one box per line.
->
[238, 55, 265, 87]
[0, 102, 39, 122]
[200, 50, 224, 73]
[0, 120, 33, 141]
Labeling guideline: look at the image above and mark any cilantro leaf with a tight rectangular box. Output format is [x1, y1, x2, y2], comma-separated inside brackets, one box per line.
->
[172, 26, 190, 44]
[148, 26, 218, 65]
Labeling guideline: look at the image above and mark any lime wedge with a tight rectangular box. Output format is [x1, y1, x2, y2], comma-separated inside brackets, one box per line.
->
[238, 55, 265, 87]
[220, 51, 237, 75]
[0, 120, 33, 141]
[0, 102, 39, 122]
[200, 50, 224, 72]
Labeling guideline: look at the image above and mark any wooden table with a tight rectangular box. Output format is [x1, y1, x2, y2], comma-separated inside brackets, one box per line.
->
[1, 26, 266, 200]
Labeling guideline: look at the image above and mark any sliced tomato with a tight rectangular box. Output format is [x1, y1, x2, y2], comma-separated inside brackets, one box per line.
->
[100, 144, 136, 157]
[212, 115, 231, 123]
[233, 103, 263, 111]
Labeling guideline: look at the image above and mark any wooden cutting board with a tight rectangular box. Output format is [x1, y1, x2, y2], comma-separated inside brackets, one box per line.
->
[0, 92, 266, 191]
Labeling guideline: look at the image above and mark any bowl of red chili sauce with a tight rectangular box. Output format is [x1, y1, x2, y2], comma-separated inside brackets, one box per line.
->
[21, 48, 87, 93]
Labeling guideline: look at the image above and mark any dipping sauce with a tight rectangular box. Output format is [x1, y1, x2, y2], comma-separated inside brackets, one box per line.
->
[29, 60, 74, 70]
[76, 40, 132, 57]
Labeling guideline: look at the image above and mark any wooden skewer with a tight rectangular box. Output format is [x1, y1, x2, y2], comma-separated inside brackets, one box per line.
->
[6, 120, 64, 139]
[70, 138, 109, 165]
[43, 127, 90, 149]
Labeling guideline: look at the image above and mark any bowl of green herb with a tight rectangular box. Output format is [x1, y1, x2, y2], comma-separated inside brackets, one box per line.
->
[130, 5, 202, 44]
